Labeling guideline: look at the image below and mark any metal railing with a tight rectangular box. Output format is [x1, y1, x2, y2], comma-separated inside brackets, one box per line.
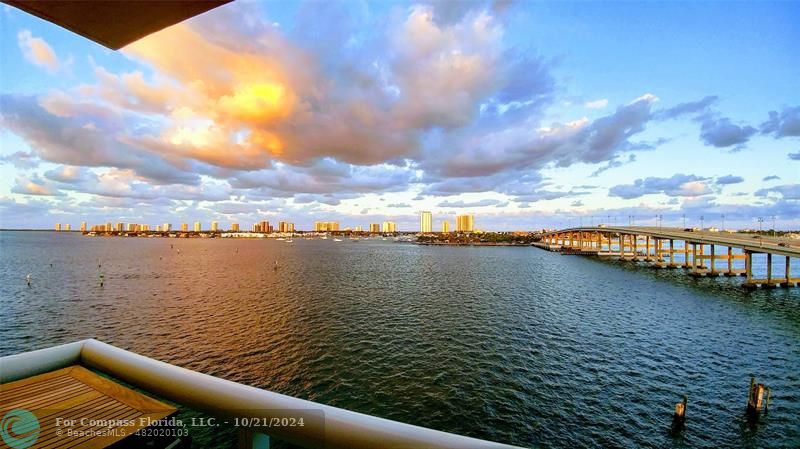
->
[0, 340, 525, 449]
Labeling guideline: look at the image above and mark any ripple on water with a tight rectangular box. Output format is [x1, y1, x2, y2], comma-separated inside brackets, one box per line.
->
[1, 232, 799, 449]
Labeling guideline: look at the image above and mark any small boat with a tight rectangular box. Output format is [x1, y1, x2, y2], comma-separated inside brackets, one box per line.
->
[276, 237, 285, 241]
[285, 239, 293, 243]
[333, 238, 342, 242]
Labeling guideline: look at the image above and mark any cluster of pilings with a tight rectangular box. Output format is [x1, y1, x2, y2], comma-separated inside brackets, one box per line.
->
[535, 230, 798, 289]
[669, 377, 771, 434]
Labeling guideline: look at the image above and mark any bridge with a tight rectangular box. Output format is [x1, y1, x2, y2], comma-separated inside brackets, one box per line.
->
[535, 226, 799, 289]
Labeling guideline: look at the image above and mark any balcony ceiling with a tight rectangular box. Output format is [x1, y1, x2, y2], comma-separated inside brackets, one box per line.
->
[4, 0, 232, 50]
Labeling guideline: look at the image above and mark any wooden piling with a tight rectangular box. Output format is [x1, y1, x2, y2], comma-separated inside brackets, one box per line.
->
[672, 395, 687, 428]
[747, 376, 770, 416]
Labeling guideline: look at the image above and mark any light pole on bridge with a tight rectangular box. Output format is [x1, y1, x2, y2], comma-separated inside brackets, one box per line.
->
[722, 214, 725, 231]
[772, 215, 776, 236]
[700, 215, 704, 234]
[682, 214, 686, 229]
[757, 217, 764, 234]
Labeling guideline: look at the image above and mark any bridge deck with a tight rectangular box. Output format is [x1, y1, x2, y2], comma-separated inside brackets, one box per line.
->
[538, 226, 797, 289]
[542, 226, 799, 258]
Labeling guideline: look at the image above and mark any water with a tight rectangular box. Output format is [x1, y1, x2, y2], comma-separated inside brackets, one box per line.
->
[1, 231, 798, 448]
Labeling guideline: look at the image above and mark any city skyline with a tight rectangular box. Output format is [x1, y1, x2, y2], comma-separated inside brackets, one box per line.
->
[1, 2, 799, 231]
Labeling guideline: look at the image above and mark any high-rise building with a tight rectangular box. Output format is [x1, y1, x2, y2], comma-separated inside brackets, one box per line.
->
[116, 222, 124, 232]
[382, 221, 397, 233]
[370, 223, 380, 233]
[55, 223, 62, 231]
[181, 223, 189, 232]
[420, 211, 432, 233]
[231, 223, 240, 232]
[314, 221, 339, 232]
[80, 221, 87, 232]
[163, 223, 171, 232]
[64, 224, 71, 231]
[456, 214, 474, 232]
[441, 220, 450, 233]
[354, 225, 363, 232]
[193, 222, 202, 232]
[106, 222, 112, 232]
[156, 225, 162, 232]
[278, 221, 295, 233]
[211, 221, 219, 232]
[127, 223, 137, 232]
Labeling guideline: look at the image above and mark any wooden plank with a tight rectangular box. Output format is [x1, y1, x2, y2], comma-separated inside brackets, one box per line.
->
[0, 365, 177, 449]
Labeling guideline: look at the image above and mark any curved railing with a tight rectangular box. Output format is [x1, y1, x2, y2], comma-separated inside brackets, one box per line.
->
[0, 340, 525, 449]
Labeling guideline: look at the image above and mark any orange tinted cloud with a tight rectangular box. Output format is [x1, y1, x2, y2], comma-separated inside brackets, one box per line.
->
[17, 30, 59, 72]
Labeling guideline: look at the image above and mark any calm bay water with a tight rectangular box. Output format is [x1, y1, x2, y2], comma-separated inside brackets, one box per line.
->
[1, 231, 798, 448]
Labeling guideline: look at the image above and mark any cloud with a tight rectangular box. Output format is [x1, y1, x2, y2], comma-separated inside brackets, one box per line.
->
[511, 190, 588, 203]
[0, 94, 202, 185]
[584, 99, 608, 109]
[591, 154, 636, 177]
[387, 202, 411, 208]
[428, 93, 660, 179]
[44, 165, 95, 184]
[0, 151, 39, 169]
[11, 175, 61, 196]
[754, 184, 800, 201]
[609, 174, 712, 199]
[699, 116, 757, 148]
[437, 198, 501, 207]
[656, 95, 717, 120]
[788, 151, 800, 161]
[761, 106, 800, 137]
[716, 175, 744, 185]
[229, 159, 416, 196]
[17, 30, 59, 72]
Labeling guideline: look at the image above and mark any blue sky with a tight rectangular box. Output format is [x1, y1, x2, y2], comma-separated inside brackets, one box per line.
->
[1, 1, 798, 231]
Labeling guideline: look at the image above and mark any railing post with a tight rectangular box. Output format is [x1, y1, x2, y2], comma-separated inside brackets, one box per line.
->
[786, 257, 792, 287]
[239, 431, 270, 449]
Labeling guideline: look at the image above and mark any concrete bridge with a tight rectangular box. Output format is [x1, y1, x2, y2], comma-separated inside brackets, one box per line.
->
[536, 226, 799, 289]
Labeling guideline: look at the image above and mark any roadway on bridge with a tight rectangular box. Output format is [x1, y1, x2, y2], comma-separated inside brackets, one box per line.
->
[545, 226, 800, 258]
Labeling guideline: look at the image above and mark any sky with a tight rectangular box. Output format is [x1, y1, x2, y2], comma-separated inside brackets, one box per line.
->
[0, 1, 798, 231]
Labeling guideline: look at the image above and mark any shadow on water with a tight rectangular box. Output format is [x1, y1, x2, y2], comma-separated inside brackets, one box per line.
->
[575, 254, 800, 327]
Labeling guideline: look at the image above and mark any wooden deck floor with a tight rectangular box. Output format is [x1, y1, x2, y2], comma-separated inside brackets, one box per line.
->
[0, 366, 175, 449]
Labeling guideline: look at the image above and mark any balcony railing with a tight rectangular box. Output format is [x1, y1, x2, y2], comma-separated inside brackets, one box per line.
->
[0, 339, 524, 449]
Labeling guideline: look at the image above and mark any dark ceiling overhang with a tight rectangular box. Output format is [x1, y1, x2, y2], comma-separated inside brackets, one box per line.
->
[4, 0, 233, 50]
